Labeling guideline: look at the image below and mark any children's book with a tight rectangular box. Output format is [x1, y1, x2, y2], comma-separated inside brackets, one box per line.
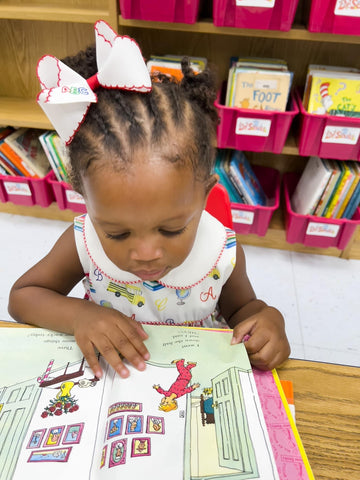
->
[147, 55, 206, 82]
[39, 131, 70, 182]
[227, 151, 267, 206]
[291, 156, 332, 216]
[332, 162, 358, 218]
[324, 162, 353, 218]
[305, 70, 360, 117]
[0, 141, 38, 178]
[336, 162, 360, 218]
[215, 153, 244, 204]
[342, 179, 360, 219]
[0, 324, 313, 480]
[4, 128, 51, 178]
[313, 160, 341, 217]
[228, 68, 292, 112]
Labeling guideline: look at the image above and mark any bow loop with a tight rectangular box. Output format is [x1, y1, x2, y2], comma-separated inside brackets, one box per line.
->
[37, 20, 152, 145]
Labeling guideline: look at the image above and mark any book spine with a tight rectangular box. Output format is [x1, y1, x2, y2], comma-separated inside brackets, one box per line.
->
[325, 166, 352, 218]
[342, 181, 360, 219]
[0, 143, 38, 178]
[39, 133, 62, 182]
[228, 165, 254, 205]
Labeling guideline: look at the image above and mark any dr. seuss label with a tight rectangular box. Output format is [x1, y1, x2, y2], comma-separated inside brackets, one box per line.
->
[235, 117, 271, 137]
[321, 126, 360, 145]
[4, 182, 31, 196]
[236, 0, 275, 7]
[232, 209, 255, 225]
[306, 222, 340, 238]
[334, 0, 360, 17]
[66, 189, 85, 204]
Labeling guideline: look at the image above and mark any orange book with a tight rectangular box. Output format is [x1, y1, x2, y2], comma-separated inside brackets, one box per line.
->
[0, 142, 39, 178]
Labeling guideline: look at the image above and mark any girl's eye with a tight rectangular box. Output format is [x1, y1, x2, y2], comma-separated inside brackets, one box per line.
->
[160, 226, 187, 237]
[105, 232, 130, 241]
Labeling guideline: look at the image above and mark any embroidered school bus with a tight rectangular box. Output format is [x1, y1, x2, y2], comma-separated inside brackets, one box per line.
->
[106, 282, 145, 307]
[209, 267, 220, 280]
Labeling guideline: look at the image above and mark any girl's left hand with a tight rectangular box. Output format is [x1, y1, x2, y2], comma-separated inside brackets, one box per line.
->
[231, 306, 291, 370]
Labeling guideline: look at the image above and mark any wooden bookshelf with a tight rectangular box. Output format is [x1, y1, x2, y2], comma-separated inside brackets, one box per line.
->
[0, 0, 359, 259]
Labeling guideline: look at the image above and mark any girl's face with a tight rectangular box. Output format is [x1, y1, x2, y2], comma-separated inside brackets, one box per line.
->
[82, 157, 214, 281]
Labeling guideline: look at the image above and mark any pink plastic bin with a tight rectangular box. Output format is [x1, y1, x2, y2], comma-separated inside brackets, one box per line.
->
[119, 0, 200, 23]
[213, 0, 299, 31]
[283, 172, 360, 249]
[48, 172, 86, 213]
[0, 172, 54, 207]
[231, 165, 280, 236]
[308, 0, 360, 35]
[215, 89, 298, 154]
[296, 90, 360, 161]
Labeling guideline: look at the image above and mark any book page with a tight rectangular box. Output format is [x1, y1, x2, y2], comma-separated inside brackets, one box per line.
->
[1, 325, 283, 480]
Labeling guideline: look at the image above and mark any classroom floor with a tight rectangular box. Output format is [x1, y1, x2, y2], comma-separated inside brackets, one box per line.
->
[1, 212, 359, 368]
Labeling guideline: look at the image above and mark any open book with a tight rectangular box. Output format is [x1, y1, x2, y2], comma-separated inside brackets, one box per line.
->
[0, 325, 313, 479]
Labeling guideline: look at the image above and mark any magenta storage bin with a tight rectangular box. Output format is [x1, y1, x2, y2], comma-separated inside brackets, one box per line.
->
[231, 165, 280, 236]
[296, 90, 360, 161]
[0, 171, 54, 207]
[119, 0, 200, 23]
[308, 0, 360, 35]
[215, 90, 298, 154]
[213, 0, 299, 31]
[48, 172, 86, 213]
[284, 172, 360, 249]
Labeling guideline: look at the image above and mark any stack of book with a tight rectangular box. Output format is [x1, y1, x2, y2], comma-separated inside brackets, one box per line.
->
[146, 54, 207, 82]
[302, 64, 360, 117]
[225, 57, 293, 112]
[291, 156, 360, 219]
[39, 131, 70, 182]
[0, 127, 51, 179]
[215, 150, 267, 206]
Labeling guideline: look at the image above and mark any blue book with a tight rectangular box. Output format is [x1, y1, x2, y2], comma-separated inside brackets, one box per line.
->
[227, 151, 267, 206]
[214, 154, 243, 204]
[342, 180, 360, 219]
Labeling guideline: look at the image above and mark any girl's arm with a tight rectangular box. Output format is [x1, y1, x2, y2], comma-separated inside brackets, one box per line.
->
[8, 225, 149, 378]
[218, 242, 290, 370]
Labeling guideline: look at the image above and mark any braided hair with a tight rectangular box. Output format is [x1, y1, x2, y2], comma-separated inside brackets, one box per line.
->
[62, 46, 219, 194]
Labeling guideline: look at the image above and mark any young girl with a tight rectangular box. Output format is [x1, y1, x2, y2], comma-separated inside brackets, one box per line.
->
[8, 21, 290, 379]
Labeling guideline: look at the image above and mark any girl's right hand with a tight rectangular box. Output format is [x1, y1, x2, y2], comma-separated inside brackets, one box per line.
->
[73, 303, 150, 378]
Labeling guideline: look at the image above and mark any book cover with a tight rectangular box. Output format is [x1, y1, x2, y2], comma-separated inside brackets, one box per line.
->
[334, 162, 358, 218]
[306, 71, 360, 117]
[4, 128, 51, 178]
[313, 160, 341, 217]
[39, 131, 63, 182]
[214, 154, 244, 204]
[291, 156, 332, 216]
[231, 69, 292, 112]
[228, 151, 267, 206]
[342, 179, 360, 219]
[0, 325, 313, 480]
[324, 162, 353, 218]
[0, 141, 38, 178]
[336, 162, 360, 218]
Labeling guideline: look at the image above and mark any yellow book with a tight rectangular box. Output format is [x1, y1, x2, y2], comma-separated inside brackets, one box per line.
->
[336, 162, 360, 218]
[307, 71, 360, 116]
[325, 163, 352, 218]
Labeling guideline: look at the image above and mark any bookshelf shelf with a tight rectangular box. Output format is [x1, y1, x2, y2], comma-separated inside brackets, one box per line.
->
[1, 0, 359, 259]
[118, 17, 360, 45]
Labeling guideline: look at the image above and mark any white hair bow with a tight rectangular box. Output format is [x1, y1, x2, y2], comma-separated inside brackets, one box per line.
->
[37, 20, 152, 145]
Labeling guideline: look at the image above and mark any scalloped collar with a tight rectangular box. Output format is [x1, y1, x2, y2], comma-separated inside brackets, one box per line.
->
[83, 210, 227, 289]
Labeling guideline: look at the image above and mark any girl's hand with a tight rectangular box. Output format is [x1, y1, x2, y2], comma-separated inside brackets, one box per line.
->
[73, 303, 150, 379]
[231, 306, 290, 370]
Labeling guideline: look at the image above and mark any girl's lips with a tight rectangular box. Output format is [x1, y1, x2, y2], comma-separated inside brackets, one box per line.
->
[133, 268, 167, 281]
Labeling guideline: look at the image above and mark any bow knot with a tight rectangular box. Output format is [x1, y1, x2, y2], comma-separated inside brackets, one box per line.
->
[37, 20, 152, 145]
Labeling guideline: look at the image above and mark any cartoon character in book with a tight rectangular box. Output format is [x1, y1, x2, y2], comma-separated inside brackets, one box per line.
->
[153, 359, 199, 412]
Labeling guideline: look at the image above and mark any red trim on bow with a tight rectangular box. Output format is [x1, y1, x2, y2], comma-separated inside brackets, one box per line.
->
[87, 73, 100, 91]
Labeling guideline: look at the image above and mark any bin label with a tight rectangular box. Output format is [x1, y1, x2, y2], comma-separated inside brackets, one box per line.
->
[235, 117, 271, 137]
[4, 182, 31, 196]
[321, 126, 360, 145]
[66, 190, 85, 204]
[334, 1, 360, 17]
[236, 0, 275, 7]
[306, 222, 340, 238]
[232, 209, 254, 225]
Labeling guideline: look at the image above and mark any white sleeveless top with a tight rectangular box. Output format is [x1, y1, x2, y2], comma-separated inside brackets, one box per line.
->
[74, 210, 236, 328]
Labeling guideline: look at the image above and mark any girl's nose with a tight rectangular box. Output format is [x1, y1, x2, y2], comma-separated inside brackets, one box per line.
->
[129, 238, 163, 262]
